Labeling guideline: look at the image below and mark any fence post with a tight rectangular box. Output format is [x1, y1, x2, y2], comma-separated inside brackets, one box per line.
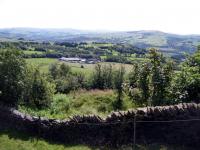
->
[133, 114, 136, 149]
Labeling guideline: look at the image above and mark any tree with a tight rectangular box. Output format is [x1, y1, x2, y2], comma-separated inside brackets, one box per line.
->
[21, 65, 56, 109]
[0, 50, 26, 106]
[113, 66, 125, 110]
[127, 63, 142, 105]
[91, 64, 114, 89]
[129, 63, 139, 87]
[59, 63, 71, 77]
[102, 64, 113, 89]
[148, 48, 173, 106]
[138, 63, 150, 105]
[49, 63, 60, 79]
[31, 68, 55, 108]
[172, 47, 200, 103]
[91, 64, 104, 89]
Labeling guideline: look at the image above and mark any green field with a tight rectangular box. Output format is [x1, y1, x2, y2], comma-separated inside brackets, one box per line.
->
[25, 58, 134, 76]
[23, 50, 44, 55]
[26, 58, 58, 73]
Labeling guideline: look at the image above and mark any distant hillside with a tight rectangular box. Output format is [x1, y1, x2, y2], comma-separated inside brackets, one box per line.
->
[0, 28, 200, 55]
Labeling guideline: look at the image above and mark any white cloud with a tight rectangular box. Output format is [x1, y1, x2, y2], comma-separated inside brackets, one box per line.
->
[0, 0, 200, 34]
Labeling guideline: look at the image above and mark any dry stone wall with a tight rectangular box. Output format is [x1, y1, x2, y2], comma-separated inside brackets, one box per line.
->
[0, 103, 200, 147]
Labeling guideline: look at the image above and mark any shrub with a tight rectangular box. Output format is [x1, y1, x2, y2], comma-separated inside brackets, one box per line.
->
[0, 50, 26, 106]
[22, 67, 56, 109]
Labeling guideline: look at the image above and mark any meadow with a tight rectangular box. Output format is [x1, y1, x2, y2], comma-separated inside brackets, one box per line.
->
[23, 50, 44, 55]
[25, 58, 134, 76]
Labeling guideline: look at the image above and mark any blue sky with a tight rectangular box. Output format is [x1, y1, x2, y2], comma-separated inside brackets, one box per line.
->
[0, 0, 200, 34]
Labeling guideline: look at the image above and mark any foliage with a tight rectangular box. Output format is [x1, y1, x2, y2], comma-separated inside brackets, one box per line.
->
[105, 55, 132, 64]
[172, 47, 200, 103]
[21, 66, 56, 109]
[128, 63, 139, 87]
[31, 69, 55, 108]
[0, 41, 148, 64]
[148, 48, 174, 106]
[113, 66, 125, 110]
[49, 63, 86, 94]
[127, 48, 174, 106]
[0, 50, 26, 106]
[91, 64, 114, 89]
[19, 90, 133, 119]
[138, 63, 150, 105]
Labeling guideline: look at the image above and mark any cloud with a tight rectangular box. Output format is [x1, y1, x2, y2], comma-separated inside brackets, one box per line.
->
[0, 0, 200, 34]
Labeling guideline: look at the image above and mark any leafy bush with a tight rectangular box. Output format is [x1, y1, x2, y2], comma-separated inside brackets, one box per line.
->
[22, 66, 56, 109]
[0, 50, 26, 106]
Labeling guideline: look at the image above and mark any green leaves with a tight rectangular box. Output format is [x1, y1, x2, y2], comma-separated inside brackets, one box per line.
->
[0, 49, 26, 106]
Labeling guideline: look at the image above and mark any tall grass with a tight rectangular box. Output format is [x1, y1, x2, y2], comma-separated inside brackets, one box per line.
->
[19, 89, 136, 119]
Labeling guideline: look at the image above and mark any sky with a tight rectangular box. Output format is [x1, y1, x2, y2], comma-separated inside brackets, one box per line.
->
[0, 0, 200, 34]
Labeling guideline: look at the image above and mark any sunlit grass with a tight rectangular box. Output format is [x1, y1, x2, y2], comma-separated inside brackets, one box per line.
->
[19, 89, 136, 119]
[25, 58, 134, 76]
[23, 50, 44, 55]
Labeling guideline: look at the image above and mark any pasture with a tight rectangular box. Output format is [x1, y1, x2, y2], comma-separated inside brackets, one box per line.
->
[23, 50, 44, 55]
[25, 58, 134, 76]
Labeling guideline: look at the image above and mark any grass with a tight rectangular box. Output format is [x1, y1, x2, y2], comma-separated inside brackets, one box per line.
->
[26, 58, 58, 73]
[0, 129, 93, 150]
[23, 58, 137, 119]
[23, 50, 44, 55]
[0, 128, 192, 150]
[19, 89, 136, 119]
[25, 58, 134, 76]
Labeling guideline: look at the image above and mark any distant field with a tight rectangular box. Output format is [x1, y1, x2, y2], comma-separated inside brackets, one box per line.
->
[23, 50, 44, 55]
[25, 58, 134, 76]
[26, 58, 58, 73]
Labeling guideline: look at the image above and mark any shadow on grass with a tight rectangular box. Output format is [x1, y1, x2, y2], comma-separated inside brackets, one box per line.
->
[0, 127, 196, 150]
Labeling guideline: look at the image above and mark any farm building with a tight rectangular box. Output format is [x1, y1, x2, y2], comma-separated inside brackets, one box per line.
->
[59, 57, 101, 64]
[59, 57, 86, 63]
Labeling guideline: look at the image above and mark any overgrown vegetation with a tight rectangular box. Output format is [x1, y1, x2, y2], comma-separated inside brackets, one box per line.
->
[19, 90, 135, 119]
[0, 40, 200, 149]
[0, 43, 200, 117]
[0, 50, 55, 108]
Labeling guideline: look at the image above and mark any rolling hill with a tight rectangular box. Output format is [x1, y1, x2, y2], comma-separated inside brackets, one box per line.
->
[0, 28, 200, 55]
